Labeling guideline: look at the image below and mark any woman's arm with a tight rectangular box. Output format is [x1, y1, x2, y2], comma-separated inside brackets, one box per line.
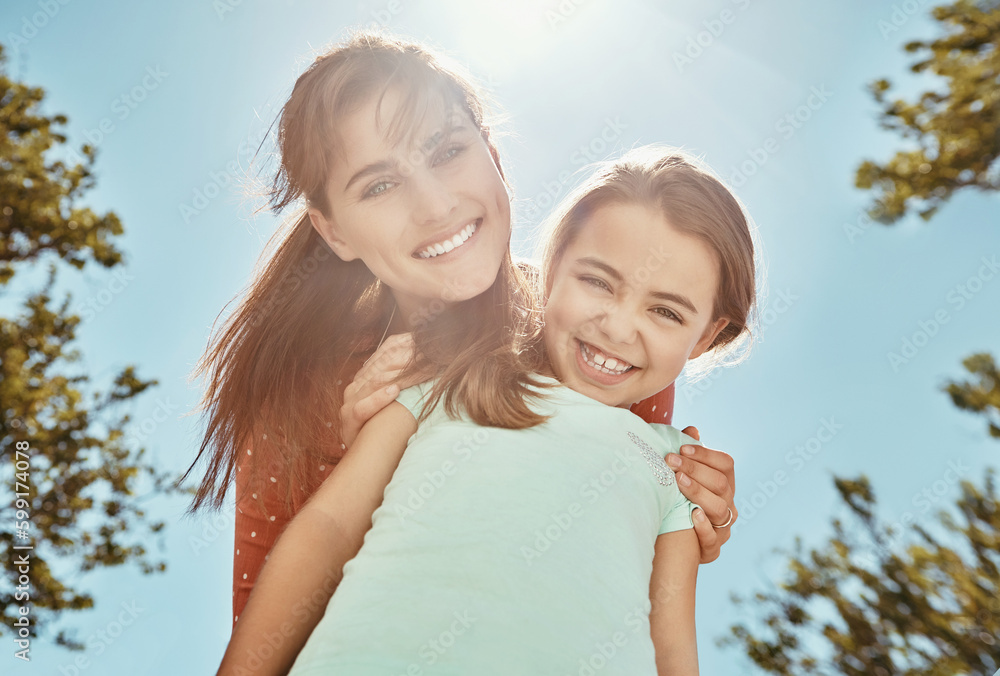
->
[232, 465, 297, 626]
[664, 427, 737, 564]
[632, 386, 738, 564]
[341, 332, 432, 448]
[216, 401, 417, 676]
[649, 529, 700, 676]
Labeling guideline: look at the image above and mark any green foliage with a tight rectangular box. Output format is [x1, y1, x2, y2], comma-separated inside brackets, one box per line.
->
[945, 352, 1000, 438]
[738, 6, 1000, 671]
[722, 471, 1000, 675]
[855, 0, 1000, 223]
[0, 43, 183, 648]
[0, 46, 124, 285]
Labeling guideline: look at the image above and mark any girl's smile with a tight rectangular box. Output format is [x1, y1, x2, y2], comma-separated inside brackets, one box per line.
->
[576, 338, 636, 382]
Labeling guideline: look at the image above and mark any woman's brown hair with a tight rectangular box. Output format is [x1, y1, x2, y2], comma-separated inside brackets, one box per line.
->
[539, 146, 759, 379]
[181, 31, 547, 514]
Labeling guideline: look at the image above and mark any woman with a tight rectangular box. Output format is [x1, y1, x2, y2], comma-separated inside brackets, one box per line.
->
[180, 31, 738, 626]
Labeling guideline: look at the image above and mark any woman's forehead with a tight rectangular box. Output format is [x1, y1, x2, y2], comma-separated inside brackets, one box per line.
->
[331, 92, 470, 174]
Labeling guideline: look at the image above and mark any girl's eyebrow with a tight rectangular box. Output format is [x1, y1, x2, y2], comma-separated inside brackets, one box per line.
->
[577, 256, 699, 315]
[578, 256, 624, 282]
[649, 290, 699, 315]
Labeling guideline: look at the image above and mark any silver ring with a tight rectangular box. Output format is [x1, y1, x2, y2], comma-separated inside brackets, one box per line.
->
[710, 507, 734, 529]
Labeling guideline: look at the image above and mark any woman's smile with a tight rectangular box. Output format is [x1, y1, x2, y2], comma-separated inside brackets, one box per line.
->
[308, 89, 511, 321]
[414, 219, 480, 259]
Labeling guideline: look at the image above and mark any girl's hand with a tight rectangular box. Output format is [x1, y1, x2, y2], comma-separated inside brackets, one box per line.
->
[667, 426, 737, 564]
[340, 333, 425, 448]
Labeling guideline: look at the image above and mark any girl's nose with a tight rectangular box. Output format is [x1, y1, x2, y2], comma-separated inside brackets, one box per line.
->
[595, 300, 639, 346]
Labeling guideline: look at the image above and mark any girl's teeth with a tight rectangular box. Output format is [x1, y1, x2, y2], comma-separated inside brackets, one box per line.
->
[451, 233, 463, 248]
[442, 239, 455, 252]
[580, 342, 632, 375]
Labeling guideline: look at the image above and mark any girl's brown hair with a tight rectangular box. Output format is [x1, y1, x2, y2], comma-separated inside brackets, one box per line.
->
[539, 146, 759, 379]
[182, 31, 546, 513]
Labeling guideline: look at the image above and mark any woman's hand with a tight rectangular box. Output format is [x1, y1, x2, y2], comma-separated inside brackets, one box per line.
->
[340, 333, 427, 448]
[667, 426, 737, 564]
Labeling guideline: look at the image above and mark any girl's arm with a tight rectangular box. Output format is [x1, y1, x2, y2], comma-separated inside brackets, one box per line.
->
[216, 401, 417, 676]
[649, 529, 700, 676]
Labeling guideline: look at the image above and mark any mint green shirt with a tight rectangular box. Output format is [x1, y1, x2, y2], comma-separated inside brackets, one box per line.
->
[289, 376, 697, 675]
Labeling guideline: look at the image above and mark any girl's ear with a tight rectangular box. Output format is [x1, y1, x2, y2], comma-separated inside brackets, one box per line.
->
[308, 207, 359, 262]
[689, 317, 729, 360]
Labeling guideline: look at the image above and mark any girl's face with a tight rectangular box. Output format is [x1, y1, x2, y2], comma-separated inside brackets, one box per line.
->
[543, 201, 729, 408]
[309, 89, 511, 323]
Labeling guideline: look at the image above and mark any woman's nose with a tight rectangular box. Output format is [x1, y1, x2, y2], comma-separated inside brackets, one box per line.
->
[412, 171, 459, 226]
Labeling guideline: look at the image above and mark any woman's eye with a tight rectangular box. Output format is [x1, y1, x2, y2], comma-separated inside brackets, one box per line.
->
[434, 145, 464, 165]
[363, 180, 394, 199]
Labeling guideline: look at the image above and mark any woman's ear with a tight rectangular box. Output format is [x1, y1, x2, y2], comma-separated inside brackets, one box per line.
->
[308, 206, 359, 262]
[689, 317, 730, 360]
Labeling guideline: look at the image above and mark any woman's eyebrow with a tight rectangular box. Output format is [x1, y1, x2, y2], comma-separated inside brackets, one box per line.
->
[344, 159, 396, 192]
[422, 118, 468, 151]
[344, 121, 469, 192]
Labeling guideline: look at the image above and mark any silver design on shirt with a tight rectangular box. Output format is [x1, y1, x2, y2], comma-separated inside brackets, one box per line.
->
[628, 432, 676, 487]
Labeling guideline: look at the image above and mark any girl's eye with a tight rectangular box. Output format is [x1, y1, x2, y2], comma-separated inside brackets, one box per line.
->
[653, 307, 682, 323]
[581, 276, 611, 292]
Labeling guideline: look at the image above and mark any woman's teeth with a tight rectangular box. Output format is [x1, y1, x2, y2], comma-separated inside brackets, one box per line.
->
[580, 341, 633, 375]
[417, 222, 477, 259]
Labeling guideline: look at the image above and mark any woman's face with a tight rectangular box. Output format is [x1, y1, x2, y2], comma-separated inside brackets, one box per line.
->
[543, 201, 729, 408]
[309, 89, 511, 324]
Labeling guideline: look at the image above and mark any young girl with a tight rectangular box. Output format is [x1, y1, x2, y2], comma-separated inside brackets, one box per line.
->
[215, 146, 757, 675]
[182, 29, 742, 627]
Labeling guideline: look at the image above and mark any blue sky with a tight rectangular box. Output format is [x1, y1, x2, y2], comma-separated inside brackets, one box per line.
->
[2, 0, 999, 673]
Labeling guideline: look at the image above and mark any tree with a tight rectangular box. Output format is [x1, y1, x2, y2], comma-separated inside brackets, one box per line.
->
[855, 0, 1000, 223]
[721, 472, 1000, 675]
[945, 352, 1000, 439]
[729, 4, 1000, 672]
[0, 43, 182, 651]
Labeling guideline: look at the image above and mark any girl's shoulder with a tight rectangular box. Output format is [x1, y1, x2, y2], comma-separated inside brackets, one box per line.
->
[639, 422, 701, 456]
[395, 380, 435, 419]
